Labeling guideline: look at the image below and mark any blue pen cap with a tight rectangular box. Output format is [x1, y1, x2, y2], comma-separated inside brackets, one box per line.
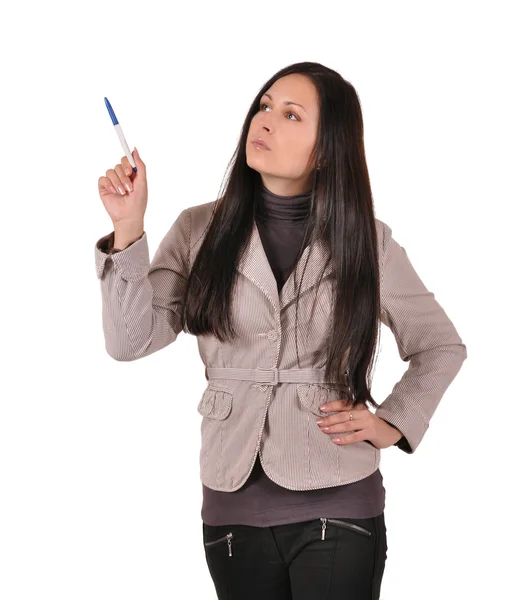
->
[104, 97, 119, 125]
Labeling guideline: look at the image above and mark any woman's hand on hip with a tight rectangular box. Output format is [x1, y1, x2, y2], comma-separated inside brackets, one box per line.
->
[316, 399, 403, 449]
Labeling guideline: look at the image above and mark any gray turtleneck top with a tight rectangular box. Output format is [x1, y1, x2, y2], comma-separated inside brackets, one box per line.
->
[200, 182, 386, 527]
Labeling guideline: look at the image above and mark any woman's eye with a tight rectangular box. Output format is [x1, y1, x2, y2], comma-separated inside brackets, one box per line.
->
[259, 103, 298, 121]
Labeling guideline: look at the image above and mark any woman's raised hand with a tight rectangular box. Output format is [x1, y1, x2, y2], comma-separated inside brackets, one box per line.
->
[97, 148, 148, 229]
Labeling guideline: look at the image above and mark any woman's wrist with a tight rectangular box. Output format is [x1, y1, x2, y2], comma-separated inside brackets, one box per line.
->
[112, 226, 144, 250]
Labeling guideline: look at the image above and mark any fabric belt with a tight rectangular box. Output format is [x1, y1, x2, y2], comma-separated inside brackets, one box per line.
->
[206, 366, 330, 387]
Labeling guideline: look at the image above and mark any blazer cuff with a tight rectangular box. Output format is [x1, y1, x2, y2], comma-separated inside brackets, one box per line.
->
[95, 231, 149, 280]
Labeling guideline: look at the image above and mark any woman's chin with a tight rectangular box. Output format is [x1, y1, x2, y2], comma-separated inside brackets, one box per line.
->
[246, 156, 269, 173]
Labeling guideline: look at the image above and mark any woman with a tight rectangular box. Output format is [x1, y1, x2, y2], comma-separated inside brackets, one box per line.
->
[95, 61, 467, 599]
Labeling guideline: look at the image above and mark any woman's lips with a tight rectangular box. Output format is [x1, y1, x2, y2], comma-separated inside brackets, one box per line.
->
[251, 140, 270, 150]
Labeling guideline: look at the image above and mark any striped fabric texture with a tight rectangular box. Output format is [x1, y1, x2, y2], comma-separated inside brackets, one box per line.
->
[95, 201, 467, 492]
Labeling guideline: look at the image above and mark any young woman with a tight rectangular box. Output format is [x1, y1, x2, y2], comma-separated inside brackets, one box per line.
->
[95, 61, 467, 599]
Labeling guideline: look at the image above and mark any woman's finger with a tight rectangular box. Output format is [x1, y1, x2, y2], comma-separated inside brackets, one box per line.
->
[98, 175, 117, 195]
[106, 168, 127, 195]
[113, 163, 133, 193]
[121, 155, 133, 177]
[316, 406, 370, 428]
[319, 418, 367, 435]
[332, 431, 367, 444]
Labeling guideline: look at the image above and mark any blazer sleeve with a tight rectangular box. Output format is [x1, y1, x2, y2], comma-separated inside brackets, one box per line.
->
[374, 221, 468, 454]
[94, 208, 191, 361]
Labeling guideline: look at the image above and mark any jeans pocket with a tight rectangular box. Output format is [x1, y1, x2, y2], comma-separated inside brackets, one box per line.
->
[204, 531, 234, 557]
[202, 524, 234, 599]
[319, 517, 372, 540]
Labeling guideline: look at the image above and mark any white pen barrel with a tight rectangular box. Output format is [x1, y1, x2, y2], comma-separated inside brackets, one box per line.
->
[114, 123, 136, 169]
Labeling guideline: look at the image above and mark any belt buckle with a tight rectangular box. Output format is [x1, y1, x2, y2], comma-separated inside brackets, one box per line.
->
[270, 367, 279, 386]
[256, 367, 279, 386]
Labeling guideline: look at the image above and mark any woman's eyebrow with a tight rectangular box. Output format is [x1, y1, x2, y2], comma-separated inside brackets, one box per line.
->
[262, 92, 307, 114]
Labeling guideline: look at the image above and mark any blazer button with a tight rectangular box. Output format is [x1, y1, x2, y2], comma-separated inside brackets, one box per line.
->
[267, 329, 278, 341]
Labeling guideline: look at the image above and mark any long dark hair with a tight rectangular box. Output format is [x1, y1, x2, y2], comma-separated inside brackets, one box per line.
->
[182, 61, 382, 410]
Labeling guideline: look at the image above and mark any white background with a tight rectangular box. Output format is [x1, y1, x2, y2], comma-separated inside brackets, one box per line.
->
[1, 0, 502, 598]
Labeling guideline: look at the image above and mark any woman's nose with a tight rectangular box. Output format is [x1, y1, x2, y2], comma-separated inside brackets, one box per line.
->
[257, 113, 273, 133]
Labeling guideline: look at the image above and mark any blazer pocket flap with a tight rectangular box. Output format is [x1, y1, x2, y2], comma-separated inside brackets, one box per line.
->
[296, 383, 334, 417]
[197, 383, 233, 420]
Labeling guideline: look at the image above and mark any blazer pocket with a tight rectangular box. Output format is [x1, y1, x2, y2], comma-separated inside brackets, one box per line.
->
[296, 383, 335, 417]
[197, 383, 233, 420]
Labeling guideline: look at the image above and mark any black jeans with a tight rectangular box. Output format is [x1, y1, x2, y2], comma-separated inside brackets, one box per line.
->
[202, 512, 388, 599]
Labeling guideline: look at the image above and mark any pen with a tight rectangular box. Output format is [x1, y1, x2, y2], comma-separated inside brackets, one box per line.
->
[104, 97, 137, 173]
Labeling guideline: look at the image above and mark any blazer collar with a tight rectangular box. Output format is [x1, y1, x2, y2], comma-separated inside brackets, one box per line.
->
[237, 219, 335, 314]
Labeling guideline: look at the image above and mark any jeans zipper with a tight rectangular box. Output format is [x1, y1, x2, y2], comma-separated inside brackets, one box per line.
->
[204, 532, 233, 556]
[320, 517, 372, 540]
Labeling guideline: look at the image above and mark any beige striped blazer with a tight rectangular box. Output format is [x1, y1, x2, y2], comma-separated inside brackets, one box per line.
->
[95, 200, 467, 492]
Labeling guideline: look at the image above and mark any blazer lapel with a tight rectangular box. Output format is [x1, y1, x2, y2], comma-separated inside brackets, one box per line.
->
[237, 220, 335, 314]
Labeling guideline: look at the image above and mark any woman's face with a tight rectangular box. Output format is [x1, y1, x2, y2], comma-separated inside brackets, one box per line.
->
[246, 73, 320, 196]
